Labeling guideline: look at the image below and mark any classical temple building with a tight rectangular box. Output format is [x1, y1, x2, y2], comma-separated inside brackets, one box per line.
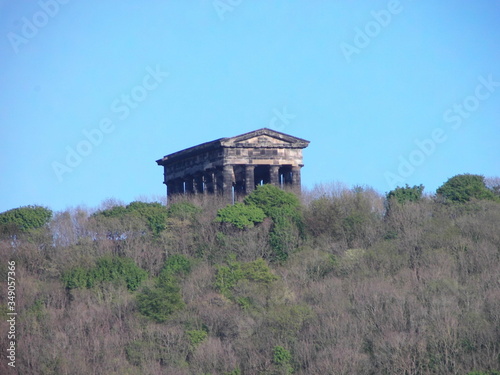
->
[156, 128, 309, 197]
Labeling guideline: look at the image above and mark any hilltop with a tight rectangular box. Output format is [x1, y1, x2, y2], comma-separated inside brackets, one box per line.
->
[1, 175, 499, 374]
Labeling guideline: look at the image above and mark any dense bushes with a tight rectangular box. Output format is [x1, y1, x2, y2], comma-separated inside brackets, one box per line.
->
[214, 257, 278, 300]
[0, 205, 52, 238]
[437, 174, 499, 203]
[245, 184, 304, 261]
[1, 174, 500, 374]
[92, 201, 169, 236]
[62, 255, 147, 290]
[216, 202, 266, 229]
[136, 254, 193, 322]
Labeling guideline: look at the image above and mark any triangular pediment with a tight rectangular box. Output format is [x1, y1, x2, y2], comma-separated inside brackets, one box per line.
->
[222, 128, 309, 148]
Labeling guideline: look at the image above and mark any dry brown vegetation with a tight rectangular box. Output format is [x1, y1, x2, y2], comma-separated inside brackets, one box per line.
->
[1, 183, 500, 374]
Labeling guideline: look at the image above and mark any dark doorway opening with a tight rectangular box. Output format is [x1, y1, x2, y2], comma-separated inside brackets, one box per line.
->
[254, 165, 270, 186]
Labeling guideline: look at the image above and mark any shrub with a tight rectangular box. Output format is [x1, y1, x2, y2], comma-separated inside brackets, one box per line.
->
[136, 282, 184, 323]
[137, 255, 193, 322]
[386, 184, 424, 204]
[167, 201, 202, 221]
[215, 258, 278, 299]
[244, 184, 301, 220]
[186, 329, 208, 349]
[272, 345, 293, 374]
[0, 205, 52, 233]
[216, 202, 266, 229]
[62, 256, 147, 291]
[437, 174, 498, 203]
[244, 185, 303, 262]
[93, 201, 169, 236]
[162, 254, 193, 277]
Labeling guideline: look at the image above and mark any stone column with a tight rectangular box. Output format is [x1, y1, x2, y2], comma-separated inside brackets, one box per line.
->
[178, 179, 185, 194]
[245, 165, 255, 194]
[270, 165, 280, 186]
[184, 178, 193, 194]
[202, 173, 208, 195]
[291, 166, 302, 188]
[192, 176, 198, 195]
[222, 165, 234, 195]
[166, 181, 174, 196]
[211, 170, 218, 195]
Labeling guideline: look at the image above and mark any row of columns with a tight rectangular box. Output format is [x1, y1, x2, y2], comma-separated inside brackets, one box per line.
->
[166, 164, 302, 197]
[166, 169, 220, 196]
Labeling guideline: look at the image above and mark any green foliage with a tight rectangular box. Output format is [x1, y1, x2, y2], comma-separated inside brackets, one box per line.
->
[128, 201, 169, 235]
[245, 185, 303, 261]
[387, 184, 424, 204]
[137, 283, 184, 323]
[186, 329, 208, 349]
[268, 214, 298, 262]
[215, 258, 278, 298]
[93, 201, 169, 235]
[62, 266, 90, 289]
[272, 346, 293, 374]
[437, 174, 498, 203]
[136, 255, 193, 322]
[216, 202, 266, 229]
[240, 258, 279, 284]
[167, 201, 202, 221]
[0, 205, 52, 233]
[162, 254, 193, 277]
[10, 187, 500, 374]
[62, 256, 147, 290]
[214, 260, 244, 298]
[273, 345, 292, 365]
[342, 212, 366, 246]
[95, 205, 128, 218]
[244, 184, 301, 219]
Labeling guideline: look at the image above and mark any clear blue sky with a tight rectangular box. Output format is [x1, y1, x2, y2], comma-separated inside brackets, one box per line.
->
[1, 1, 499, 212]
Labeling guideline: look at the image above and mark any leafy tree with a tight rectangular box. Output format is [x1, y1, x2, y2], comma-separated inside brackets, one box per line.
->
[161, 254, 193, 277]
[386, 184, 424, 204]
[62, 256, 148, 291]
[215, 257, 278, 299]
[136, 282, 184, 322]
[93, 201, 169, 236]
[61, 266, 89, 289]
[244, 184, 301, 220]
[244, 185, 303, 261]
[216, 202, 266, 229]
[127, 201, 169, 235]
[167, 201, 202, 221]
[0, 205, 52, 234]
[186, 329, 208, 349]
[272, 345, 293, 374]
[136, 255, 193, 322]
[437, 174, 498, 203]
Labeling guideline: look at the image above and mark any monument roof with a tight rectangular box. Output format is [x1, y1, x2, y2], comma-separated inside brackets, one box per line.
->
[156, 128, 309, 165]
